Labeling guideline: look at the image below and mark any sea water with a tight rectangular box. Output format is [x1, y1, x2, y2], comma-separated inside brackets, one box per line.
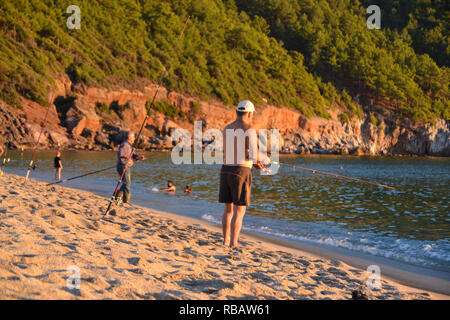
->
[5, 151, 450, 274]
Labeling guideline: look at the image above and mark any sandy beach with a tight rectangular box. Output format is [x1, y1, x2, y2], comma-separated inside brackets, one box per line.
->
[0, 173, 447, 300]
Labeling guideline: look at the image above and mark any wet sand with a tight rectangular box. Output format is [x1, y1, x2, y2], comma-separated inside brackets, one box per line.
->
[0, 173, 447, 299]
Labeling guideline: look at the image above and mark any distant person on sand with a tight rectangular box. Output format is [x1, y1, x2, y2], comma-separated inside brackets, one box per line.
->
[220, 100, 270, 248]
[54, 151, 63, 181]
[116, 131, 145, 204]
[0, 142, 5, 176]
[184, 185, 191, 194]
[161, 180, 176, 192]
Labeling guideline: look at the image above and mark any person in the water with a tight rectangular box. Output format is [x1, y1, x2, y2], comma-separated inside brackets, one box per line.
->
[161, 180, 176, 192]
[184, 185, 191, 194]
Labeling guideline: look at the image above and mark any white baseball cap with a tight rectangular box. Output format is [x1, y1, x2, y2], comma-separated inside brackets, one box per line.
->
[236, 100, 255, 113]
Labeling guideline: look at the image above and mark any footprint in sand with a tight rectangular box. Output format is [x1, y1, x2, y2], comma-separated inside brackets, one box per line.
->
[112, 238, 134, 245]
[197, 240, 210, 246]
[249, 272, 274, 283]
[327, 267, 348, 277]
[127, 257, 141, 266]
[60, 287, 81, 297]
[179, 278, 234, 295]
[127, 268, 144, 275]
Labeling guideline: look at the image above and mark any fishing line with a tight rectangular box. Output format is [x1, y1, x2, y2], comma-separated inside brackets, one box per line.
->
[46, 156, 145, 188]
[24, 95, 54, 183]
[24, 30, 77, 183]
[273, 161, 395, 189]
[46, 165, 117, 187]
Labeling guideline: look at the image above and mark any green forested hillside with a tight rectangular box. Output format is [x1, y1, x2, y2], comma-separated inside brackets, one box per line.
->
[237, 0, 449, 121]
[361, 0, 449, 67]
[0, 0, 448, 121]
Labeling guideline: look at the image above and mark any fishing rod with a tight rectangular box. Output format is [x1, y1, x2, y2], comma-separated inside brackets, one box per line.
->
[46, 165, 116, 187]
[46, 156, 146, 187]
[104, 16, 191, 216]
[273, 161, 395, 189]
[25, 33, 77, 183]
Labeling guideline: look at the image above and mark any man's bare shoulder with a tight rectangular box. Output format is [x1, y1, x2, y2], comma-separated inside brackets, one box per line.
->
[243, 123, 254, 131]
[224, 121, 237, 130]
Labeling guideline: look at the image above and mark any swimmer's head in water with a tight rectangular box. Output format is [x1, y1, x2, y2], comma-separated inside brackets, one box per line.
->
[168, 180, 174, 187]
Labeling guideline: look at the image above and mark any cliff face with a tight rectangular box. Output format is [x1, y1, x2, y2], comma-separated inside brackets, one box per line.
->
[281, 113, 450, 157]
[0, 77, 448, 157]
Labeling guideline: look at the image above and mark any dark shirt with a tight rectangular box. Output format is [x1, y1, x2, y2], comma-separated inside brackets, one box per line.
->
[117, 141, 143, 166]
[54, 157, 62, 168]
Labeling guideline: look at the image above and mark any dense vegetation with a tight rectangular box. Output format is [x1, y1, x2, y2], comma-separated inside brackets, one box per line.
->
[0, 0, 448, 122]
[237, 0, 449, 121]
[360, 0, 449, 67]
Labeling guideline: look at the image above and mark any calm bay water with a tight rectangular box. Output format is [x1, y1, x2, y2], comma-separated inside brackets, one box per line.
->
[3, 151, 450, 273]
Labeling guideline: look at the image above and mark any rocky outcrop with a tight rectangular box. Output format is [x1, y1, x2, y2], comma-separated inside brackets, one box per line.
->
[279, 111, 449, 156]
[65, 96, 102, 136]
[0, 99, 69, 150]
[0, 76, 448, 156]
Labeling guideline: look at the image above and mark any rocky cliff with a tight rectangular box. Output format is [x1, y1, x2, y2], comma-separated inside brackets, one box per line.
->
[0, 76, 448, 157]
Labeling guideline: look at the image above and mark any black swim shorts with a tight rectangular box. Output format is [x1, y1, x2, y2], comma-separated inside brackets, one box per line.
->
[219, 165, 252, 206]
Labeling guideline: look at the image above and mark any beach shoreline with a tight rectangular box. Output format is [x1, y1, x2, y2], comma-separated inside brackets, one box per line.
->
[0, 173, 448, 300]
[145, 205, 450, 296]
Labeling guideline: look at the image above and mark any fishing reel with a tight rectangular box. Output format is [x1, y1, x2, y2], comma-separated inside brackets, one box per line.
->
[252, 162, 265, 170]
[253, 162, 280, 176]
[259, 161, 281, 176]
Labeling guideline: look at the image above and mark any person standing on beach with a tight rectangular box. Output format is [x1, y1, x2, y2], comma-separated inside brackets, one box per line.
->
[116, 131, 145, 204]
[54, 151, 63, 181]
[219, 100, 270, 248]
[0, 142, 6, 176]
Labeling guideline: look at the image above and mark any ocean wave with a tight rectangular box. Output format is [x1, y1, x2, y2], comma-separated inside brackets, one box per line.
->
[201, 213, 450, 272]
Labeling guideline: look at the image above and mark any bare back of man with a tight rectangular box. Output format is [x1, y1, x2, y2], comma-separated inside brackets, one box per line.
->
[219, 100, 268, 248]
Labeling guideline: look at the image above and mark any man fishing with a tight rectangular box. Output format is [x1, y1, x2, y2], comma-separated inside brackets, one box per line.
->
[219, 100, 270, 248]
[116, 131, 145, 204]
